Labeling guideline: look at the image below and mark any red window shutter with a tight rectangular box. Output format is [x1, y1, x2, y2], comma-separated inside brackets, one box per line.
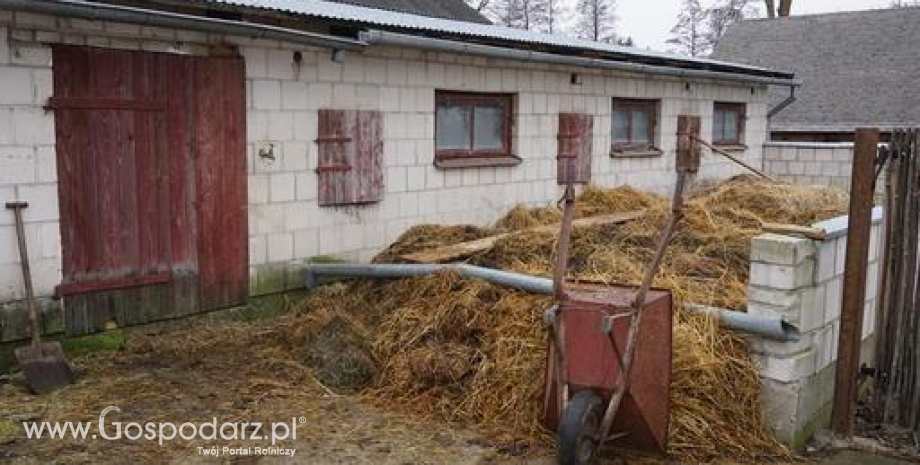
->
[557, 112, 593, 184]
[316, 109, 383, 206]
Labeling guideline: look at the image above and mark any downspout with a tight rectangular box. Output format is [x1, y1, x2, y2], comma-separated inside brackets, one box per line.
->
[359, 29, 802, 87]
[303, 263, 802, 342]
[768, 84, 797, 119]
[0, 0, 366, 50]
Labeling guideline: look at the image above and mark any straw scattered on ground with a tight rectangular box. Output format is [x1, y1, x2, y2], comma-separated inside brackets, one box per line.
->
[299, 175, 848, 462]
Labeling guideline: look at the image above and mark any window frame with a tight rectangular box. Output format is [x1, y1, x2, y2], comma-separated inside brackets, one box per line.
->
[712, 102, 746, 146]
[434, 91, 517, 168]
[610, 98, 661, 157]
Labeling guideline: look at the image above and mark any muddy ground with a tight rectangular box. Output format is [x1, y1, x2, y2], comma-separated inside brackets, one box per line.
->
[0, 305, 912, 465]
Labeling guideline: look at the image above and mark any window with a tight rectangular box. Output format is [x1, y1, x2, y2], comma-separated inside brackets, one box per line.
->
[713, 102, 745, 146]
[434, 91, 517, 168]
[611, 98, 659, 156]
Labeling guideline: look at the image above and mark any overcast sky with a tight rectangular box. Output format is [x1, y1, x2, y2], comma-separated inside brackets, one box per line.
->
[604, 0, 897, 52]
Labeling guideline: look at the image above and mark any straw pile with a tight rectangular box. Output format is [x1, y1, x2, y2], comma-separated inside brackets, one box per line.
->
[299, 175, 848, 462]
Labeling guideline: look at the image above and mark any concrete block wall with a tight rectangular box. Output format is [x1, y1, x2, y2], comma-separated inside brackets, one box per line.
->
[748, 207, 884, 448]
[763, 142, 854, 191]
[0, 11, 769, 323]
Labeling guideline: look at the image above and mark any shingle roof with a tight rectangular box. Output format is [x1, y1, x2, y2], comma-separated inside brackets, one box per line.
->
[206, 0, 794, 81]
[715, 8, 920, 132]
[325, 0, 489, 24]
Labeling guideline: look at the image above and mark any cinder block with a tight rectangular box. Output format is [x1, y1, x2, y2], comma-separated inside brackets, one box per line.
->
[306, 82, 332, 110]
[815, 240, 836, 283]
[799, 285, 827, 333]
[249, 235, 267, 265]
[280, 81, 308, 110]
[750, 259, 815, 290]
[761, 348, 816, 383]
[751, 233, 815, 266]
[294, 172, 317, 201]
[38, 222, 60, 259]
[252, 80, 282, 110]
[824, 276, 842, 324]
[293, 228, 318, 259]
[750, 331, 813, 358]
[266, 49, 295, 80]
[283, 202, 310, 231]
[748, 301, 799, 324]
[0, 67, 35, 105]
[267, 112, 294, 141]
[835, 238, 847, 275]
[269, 172, 295, 202]
[386, 166, 407, 193]
[17, 183, 58, 222]
[266, 232, 294, 262]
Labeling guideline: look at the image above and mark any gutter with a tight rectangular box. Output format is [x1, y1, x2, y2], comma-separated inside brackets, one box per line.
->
[303, 263, 802, 342]
[0, 0, 366, 50]
[360, 29, 802, 87]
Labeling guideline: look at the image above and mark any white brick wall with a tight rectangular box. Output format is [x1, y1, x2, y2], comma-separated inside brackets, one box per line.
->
[0, 11, 770, 302]
[763, 142, 856, 191]
[750, 207, 884, 444]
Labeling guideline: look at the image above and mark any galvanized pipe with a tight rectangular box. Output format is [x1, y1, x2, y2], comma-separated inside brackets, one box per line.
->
[304, 263, 801, 342]
[0, 0, 366, 50]
[359, 29, 802, 87]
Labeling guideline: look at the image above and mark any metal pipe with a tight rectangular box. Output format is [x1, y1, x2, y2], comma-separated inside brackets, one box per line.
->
[0, 0, 366, 50]
[768, 84, 797, 119]
[304, 263, 802, 342]
[359, 29, 802, 87]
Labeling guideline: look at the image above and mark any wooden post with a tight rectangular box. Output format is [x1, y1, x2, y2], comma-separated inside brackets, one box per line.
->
[831, 127, 880, 436]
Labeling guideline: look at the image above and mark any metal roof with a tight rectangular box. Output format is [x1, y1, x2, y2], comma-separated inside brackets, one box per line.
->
[205, 0, 794, 80]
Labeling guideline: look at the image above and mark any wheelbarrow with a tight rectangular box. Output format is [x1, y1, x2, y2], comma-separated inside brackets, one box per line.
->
[544, 155, 691, 464]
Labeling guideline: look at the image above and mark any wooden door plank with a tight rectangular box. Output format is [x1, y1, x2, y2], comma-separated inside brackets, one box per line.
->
[194, 56, 248, 311]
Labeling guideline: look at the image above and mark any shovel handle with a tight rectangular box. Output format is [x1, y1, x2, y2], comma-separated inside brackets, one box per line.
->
[6, 201, 38, 347]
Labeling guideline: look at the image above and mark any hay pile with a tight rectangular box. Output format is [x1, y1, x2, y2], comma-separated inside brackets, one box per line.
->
[300, 175, 848, 462]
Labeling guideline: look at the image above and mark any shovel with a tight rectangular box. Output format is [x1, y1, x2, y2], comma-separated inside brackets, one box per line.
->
[7, 201, 74, 394]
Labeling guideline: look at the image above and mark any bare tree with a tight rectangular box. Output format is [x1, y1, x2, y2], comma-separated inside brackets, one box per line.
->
[487, 0, 549, 30]
[574, 0, 617, 42]
[667, 0, 708, 57]
[464, 0, 491, 12]
[544, 0, 567, 33]
[890, 0, 920, 6]
[706, 0, 758, 50]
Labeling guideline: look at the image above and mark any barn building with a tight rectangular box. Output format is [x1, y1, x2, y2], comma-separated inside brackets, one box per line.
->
[0, 0, 795, 341]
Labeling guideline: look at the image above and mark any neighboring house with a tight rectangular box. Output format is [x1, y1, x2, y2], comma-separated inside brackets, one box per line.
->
[0, 0, 793, 341]
[715, 7, 920, 142]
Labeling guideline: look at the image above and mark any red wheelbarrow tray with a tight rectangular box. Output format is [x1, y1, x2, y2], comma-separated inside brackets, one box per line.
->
[542, 281, 673, 453]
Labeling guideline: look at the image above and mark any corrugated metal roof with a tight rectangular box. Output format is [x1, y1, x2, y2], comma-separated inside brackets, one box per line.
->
[205, 0, 790, 78]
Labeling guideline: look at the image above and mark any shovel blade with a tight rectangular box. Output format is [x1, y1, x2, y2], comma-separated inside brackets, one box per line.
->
[15, 342, 75, 394]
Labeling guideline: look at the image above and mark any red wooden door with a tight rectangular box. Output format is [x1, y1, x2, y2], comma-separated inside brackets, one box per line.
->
[192, 56, 248, 310]
[52, 46, 247, 334]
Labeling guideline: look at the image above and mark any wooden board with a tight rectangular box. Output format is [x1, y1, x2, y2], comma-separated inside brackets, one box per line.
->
[557, 112, 593, 184]
[401, 210, 646, 264]
[193, 56, 248, 311]
[761, 222, 828, 241]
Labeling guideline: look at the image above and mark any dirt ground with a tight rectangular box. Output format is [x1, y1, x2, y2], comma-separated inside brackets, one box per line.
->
[0, 308, 916, 465]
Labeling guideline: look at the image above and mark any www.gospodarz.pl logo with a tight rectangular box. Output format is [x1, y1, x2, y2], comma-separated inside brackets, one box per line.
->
[22, 406, 303, 457]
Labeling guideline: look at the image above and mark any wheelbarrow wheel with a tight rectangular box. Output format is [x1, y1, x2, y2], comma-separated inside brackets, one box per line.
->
[558, 389, 603, 465]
